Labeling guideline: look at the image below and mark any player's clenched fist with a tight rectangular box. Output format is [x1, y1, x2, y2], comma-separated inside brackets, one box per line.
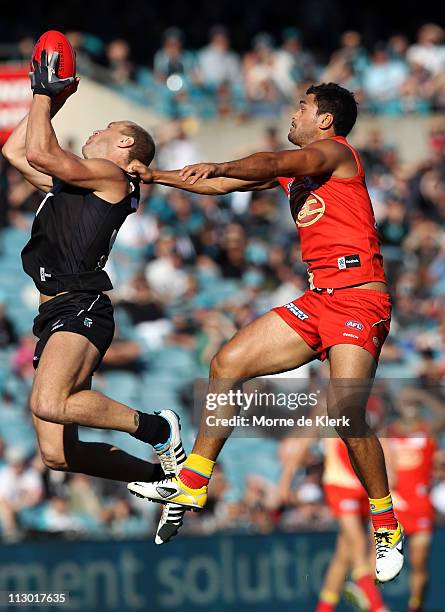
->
[179, 162, 221, 184]
[127, 160, 153, 183]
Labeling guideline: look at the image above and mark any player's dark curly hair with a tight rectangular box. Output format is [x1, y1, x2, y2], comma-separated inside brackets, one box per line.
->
[306, 83, 357, 137]
[120, 122, 156, 166]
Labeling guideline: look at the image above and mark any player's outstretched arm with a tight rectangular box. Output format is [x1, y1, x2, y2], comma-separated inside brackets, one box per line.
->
[127, 160, 277, 194]
[179, 140, 345, 184]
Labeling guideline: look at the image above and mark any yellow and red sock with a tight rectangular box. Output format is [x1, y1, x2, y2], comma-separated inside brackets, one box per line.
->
[408, 595, 423, 612]
[178, 453, 215, 489]
[353, 569, 385, 610]
[369, 493, 398, 530]
[315, 589, 338, 612]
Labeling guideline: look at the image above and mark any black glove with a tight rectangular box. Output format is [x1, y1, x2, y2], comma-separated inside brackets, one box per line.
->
[29, 50, 74, 97]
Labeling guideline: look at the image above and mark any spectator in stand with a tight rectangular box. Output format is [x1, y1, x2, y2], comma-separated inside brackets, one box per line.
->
[145, 231, 188, 300]
[156, 121, 202, 170]
[106, 39, 134, 85]
[407, 24, 445, 78]
[153, 28, 198, 83]
[198, 25, 241, 91]
[41, 496, 85, 534]
[0, 447, 43, 539]
[272, 28, 316, 100]
[363, 43, 409, 113]
[323, 31, 369, 85]
[65, 31, 105, 78]
[243, 33, 284, 114]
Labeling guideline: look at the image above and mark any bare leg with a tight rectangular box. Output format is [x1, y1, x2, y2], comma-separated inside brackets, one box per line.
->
[191, 311, 318, 461]
[328, 344, 390, 499]
[30, 334, 162, 482]
[32, 415, 162, 483]
[409, 532, 431, 609]
[30, 333, 140, 432]
[319, 529, 351, 600]
[338, 514, 372, 575]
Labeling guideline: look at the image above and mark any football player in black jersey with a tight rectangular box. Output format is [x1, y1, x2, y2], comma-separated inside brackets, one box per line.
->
[1, 51, 187, 544]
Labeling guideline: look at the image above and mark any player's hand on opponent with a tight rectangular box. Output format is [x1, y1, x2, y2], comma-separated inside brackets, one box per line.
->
[30, 50, 76, 98]
[179, 162, 221, 184]
[127, 160, 153, 183]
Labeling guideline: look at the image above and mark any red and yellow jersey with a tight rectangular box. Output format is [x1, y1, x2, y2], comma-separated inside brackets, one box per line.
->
[278, 136, 386, 289]
[323, 437, 363, 491]
[388, 423, 436, 512]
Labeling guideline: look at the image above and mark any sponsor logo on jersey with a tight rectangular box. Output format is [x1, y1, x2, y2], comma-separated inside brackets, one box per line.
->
[84, 317, 93, 328]
[296, 192, 326, 227]
[283, 303, 309, 320]
[338, 254, 361, 270]
[345, 320, 364, 331]
[343, 332, 359, 339]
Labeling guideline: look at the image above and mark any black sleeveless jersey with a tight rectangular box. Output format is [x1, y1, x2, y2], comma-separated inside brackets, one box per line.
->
[21, 175, 139, 295]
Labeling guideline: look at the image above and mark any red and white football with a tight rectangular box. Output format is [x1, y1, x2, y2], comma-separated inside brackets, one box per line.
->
[31, 30, 76, 78]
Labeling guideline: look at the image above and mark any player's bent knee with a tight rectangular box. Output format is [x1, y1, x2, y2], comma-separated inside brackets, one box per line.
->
[30, 395, 67, 424]
[210, 347, 250, 380]
[40, 448, 69, 472]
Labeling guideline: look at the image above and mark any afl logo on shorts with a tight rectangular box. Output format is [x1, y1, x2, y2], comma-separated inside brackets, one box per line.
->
[296, 193, 325, 227]
[345, 320, 364, 331]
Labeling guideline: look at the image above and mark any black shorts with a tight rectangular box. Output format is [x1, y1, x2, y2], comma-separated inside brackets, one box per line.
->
[33, 291, 115, 371]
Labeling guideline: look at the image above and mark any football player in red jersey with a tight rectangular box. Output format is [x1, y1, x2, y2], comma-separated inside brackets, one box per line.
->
[127, 83, 403, 581]
[385, 387, 445, 612]
[278, 399, 388, 612]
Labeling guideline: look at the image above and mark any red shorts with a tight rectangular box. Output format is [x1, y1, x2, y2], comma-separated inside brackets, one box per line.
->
[394, 496, 434, 535]
[396, 510, 433, 535]
[273, 288, 391, 361]
[324, 484, 369, 518]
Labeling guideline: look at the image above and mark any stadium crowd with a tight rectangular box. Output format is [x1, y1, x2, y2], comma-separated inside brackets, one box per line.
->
[0, 108, 445, 541]
[3, 23, 445, 119]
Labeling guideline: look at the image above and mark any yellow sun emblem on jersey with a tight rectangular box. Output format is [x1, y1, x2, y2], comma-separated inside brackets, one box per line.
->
[296, 192, 326, 227]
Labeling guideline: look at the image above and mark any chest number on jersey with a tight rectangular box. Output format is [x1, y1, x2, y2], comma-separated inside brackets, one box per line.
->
[296, 193, 326, 227]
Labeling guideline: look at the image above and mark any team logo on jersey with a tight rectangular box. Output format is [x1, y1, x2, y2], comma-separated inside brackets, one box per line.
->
[84, 317, 93, 328]
[345, 320, 364, 331]
[296, 193, 326, 227]
[39, 267, 52, 282]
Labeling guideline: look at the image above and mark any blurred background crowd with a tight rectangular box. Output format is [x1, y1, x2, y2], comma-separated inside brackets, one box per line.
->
[2, 22, 445, 118]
